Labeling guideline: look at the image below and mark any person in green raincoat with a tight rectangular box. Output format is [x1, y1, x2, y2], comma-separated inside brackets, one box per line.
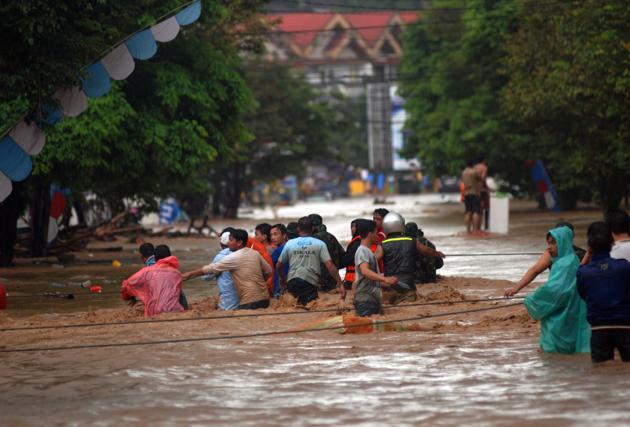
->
[523, 226, 590, 354]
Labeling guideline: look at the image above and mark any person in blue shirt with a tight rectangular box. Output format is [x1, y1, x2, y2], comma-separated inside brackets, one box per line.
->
[577, 221, 630, 363]
[277, 217, 344, 305]
[270, 223, 289, 299]
[210, 231, 240, 310]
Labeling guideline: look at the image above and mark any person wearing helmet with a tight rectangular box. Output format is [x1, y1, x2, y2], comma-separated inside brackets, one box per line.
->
[375, 212, 445, 304]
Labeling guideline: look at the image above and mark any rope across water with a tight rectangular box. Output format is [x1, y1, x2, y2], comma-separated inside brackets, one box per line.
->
[0, 301, 524, 354]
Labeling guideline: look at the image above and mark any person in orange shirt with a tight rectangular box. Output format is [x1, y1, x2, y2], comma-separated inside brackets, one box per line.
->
[248, 235, 274, 296]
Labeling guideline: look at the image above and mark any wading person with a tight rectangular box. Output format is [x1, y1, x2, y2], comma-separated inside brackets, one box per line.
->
[184, 229, 272, 310]
[277, 217, 345, 305]
[376, 212, 445, 304]
[405, 222, 444, 283]
[255, 222, 274, 256]
[577, 221, 630, 363]
[352, 219, 398, 317]
[208, 231, 240, 310]
[139, 242, 156, 266]
[341, 219, 364, 291]
[121, 244, 185, 317]
[522, 226, 590, 354]
[247, 231, 274, 296]
[309, 213, 345, 292]
[505, 222, 585, 297]
[608, 209, 630, 261]
[270, 223, 289, 299]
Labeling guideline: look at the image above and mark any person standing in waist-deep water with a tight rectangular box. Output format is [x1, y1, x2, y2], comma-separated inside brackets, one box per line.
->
[139, 242, 156, 266]
[577, 221, 630, 363]
[375, 213, 445, 304]
[207, 231, 240, 310]
[277, 217, 345, 306]
[121, 244, 185, 317]
[461, 159, 482, 234]
[352, 219, 398, 317]
[270, 223, 289, 299]
[505, 222, 585, 297]
[405, 222, 444, 283]
[309, 213, 345, 292]
[183, 229, 272, 310]
[341, 219, 364, 291]
[255, 222, 275, 256]
[522, 226, 590, 354]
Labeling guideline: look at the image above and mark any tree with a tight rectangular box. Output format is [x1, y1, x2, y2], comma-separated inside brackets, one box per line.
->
[0, 0, 266, 261]
[502, 0, 630, 212]
[210, 59, 338, 217]
[400, 0, 530, 189]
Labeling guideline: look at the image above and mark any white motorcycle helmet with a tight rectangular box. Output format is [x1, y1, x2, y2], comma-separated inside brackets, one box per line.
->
[382, 212, 405, 235]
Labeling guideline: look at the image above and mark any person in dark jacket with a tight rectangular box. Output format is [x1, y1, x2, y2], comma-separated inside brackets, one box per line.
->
[405, 222, 444, 283]
[375, 213, 445, 304]
[577, 221, 630, 363]
[309, 213, 345, 292]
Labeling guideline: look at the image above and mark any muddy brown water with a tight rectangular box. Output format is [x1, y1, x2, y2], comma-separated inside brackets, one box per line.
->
[2, 196, 623, 426]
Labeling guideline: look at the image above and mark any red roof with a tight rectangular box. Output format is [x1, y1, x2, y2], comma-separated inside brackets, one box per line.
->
[344, 13, 395, 47]
[268, 13, 333, 48]
[268, 12, 419, 50]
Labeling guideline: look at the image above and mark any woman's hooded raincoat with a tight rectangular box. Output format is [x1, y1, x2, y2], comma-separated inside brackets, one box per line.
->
[524, 226, 590, 354]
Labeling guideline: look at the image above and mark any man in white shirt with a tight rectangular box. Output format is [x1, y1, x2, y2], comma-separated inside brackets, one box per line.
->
[183, 229, 272, 310]
[608, 209, 630, 261]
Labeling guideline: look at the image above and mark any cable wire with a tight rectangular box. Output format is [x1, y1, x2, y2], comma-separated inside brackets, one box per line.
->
[0, 295, 526, 332]
[0, 301, 524, 353]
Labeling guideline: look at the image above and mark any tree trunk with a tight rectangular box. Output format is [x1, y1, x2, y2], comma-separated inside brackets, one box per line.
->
[223, 165, 244, 219]
[0, 183, 26, 267]
[600, 171, 625, 214]
[31, 179, 51, 257]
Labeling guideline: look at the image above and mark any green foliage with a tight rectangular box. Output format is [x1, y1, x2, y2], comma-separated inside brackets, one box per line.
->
[400, 0, 629, 210]
[502, 0, 630, 211]
[1, 0, 266, 218]
[401, 0, 526, 186]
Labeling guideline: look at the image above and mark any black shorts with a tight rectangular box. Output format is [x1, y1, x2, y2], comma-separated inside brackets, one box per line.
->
[464, 195, 482, 214]
[238, 299, 270, 310]
[591, 329, 630, 363]
[354, 300, 381, 317]
[287, 278, 319, 306]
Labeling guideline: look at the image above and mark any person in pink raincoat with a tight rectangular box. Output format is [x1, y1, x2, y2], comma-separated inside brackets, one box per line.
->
[121, 245, 185, 317]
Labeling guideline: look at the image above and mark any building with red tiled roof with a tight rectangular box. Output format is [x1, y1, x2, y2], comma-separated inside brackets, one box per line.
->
[264, 11, 419, 97]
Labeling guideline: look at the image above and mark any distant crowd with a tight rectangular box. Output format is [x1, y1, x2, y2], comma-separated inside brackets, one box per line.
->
[121, 209, 445, 318]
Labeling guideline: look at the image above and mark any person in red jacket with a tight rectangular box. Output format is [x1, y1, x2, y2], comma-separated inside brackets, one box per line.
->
[121, 245, 185, 317]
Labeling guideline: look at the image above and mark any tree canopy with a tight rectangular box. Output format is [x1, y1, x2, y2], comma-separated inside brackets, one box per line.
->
[400, 0, 629, 211]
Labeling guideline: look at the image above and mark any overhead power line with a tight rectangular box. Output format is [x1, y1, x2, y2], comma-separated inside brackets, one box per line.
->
[265, 0, 584, 34]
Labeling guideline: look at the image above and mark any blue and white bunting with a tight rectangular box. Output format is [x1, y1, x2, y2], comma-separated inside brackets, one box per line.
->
[125, 29, 158, 60]
[81, 61, 112, 98]
[151, 16, 180, 42]
[0, 136, 33, 182]
[176, 1, 202, 26]
[0, 172, 12, 202]
[9, 120, 46, 155]
[0, 1, 202, 202]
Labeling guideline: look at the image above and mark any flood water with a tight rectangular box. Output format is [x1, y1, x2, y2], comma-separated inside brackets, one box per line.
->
[2, 195, 620, 426]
